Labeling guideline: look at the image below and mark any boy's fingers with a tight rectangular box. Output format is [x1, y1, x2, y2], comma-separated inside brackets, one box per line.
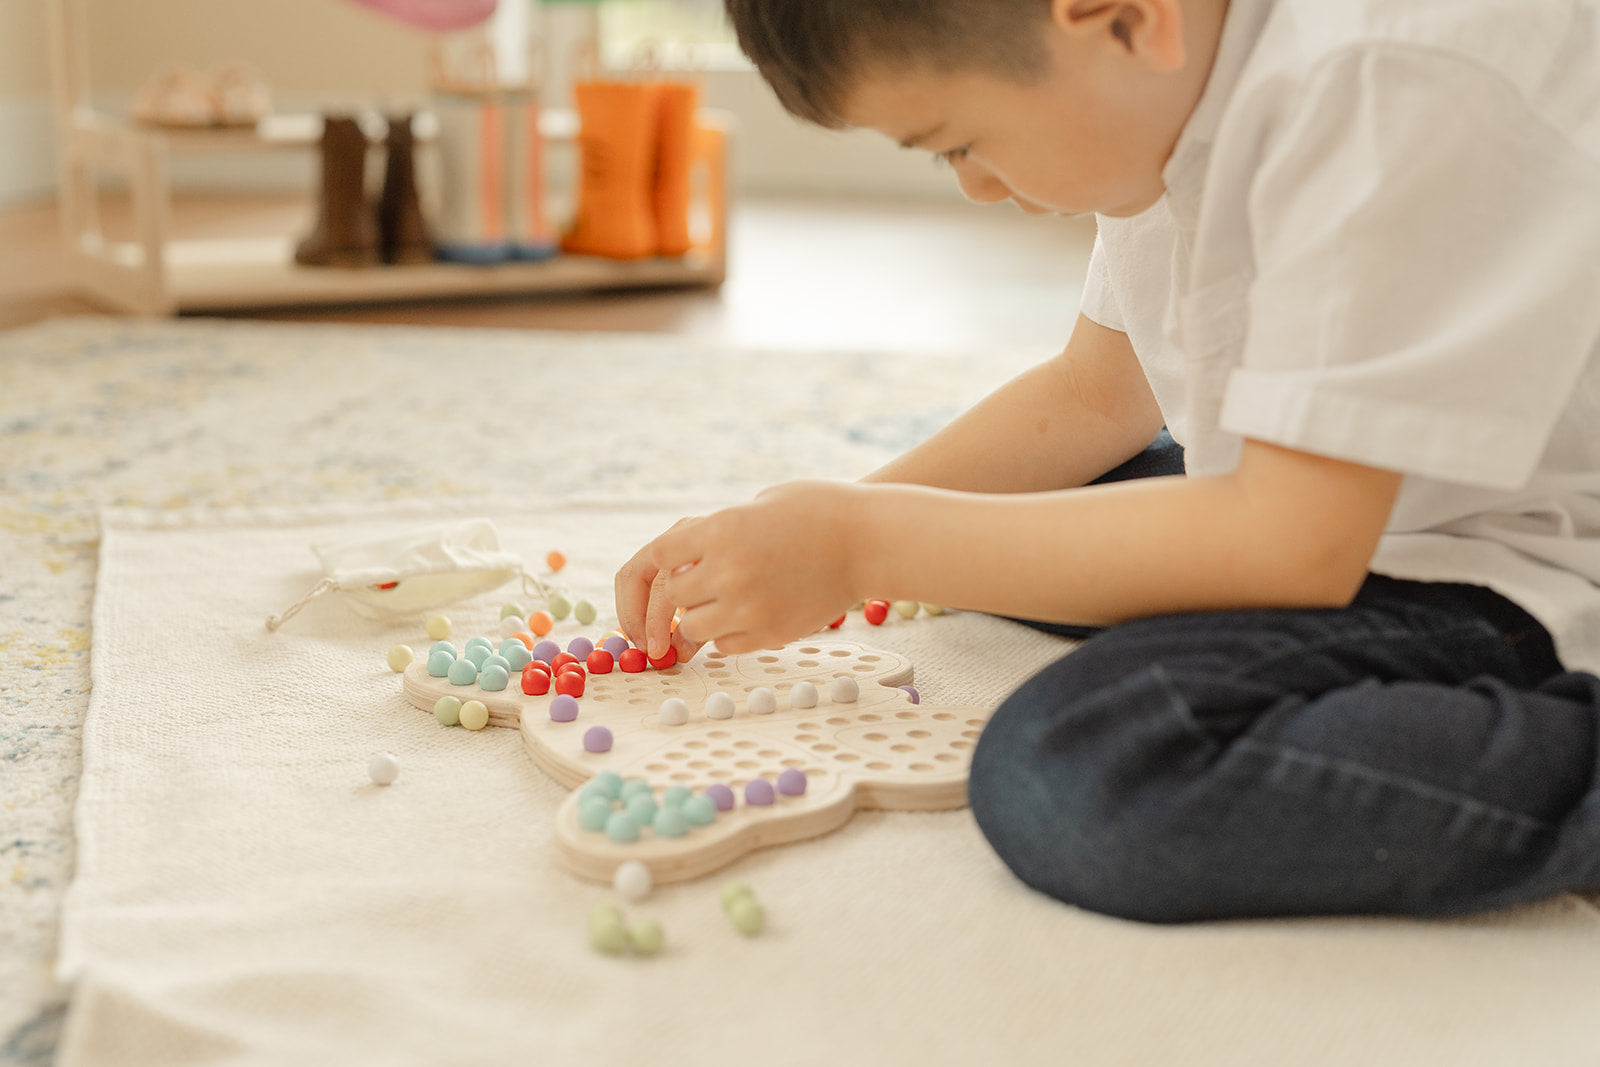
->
[613, 548, 661, 649]
[644, 570, 679, 659]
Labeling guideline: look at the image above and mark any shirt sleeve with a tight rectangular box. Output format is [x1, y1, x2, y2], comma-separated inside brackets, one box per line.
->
[1079, 229, 1125, 332]
[1220, 45, 1600, 490]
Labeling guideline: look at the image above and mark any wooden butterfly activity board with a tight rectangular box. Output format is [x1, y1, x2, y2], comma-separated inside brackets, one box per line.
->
[402, 638, 993, 885]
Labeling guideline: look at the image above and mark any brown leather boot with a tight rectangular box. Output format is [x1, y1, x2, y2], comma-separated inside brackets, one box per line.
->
[295, 114, 380, 268]
[377, 113, 435, 265]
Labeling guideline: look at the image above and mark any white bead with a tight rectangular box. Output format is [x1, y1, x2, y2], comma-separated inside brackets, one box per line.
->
[613, 859, 653, 902]
[658, 697, 690, 726]
[498, 615, 525, 637]
[367, 752, 399, 785]
[789, 681, 819, 709]
[704, 691, 736, 719]
[830, 676, 859, 703]
[747, 687, 777, 715]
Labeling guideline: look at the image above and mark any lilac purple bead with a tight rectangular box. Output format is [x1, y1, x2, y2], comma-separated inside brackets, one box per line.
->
[776, 768, 807, 796]
[743, 778, 775, 806]
[584, 726, 613, 753]
[601, 635, 629, 657]
[898, 685, 920, 705]
[566, 636, 595, 659]
[549, 694, 580, 722]
[705, 783, 735, 811]
[531, 639, 561, 664]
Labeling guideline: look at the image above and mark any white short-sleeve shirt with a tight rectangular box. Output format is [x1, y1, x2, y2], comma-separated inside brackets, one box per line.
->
[1081, 0, 1600, 672]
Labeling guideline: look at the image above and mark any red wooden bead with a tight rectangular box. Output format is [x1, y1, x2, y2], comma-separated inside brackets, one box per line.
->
[647, 647, 677, 670]
[864, 599, 890, 625]
[558, 663, 586, 679]
[551, 652, 580, 671]
[619, 648, 648, 673]
[554, 670, 586, 698]
[520, 668, 551, 695]
[828, 614, 846, 629]
[586, 649, 615, 674]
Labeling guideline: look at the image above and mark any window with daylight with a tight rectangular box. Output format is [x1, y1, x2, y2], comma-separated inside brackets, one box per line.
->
[597, 0, 744, 69]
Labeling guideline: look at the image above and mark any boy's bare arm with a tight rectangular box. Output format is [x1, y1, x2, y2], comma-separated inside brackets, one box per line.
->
[635, 439, 1402, 655]
[863, 314, 1165, 493]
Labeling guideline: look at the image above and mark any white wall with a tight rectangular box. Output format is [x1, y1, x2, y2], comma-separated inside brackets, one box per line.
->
[0, 0, 56, 205]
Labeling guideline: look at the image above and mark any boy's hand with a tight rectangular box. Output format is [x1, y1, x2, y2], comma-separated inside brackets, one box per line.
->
[614, 480, 866, 659]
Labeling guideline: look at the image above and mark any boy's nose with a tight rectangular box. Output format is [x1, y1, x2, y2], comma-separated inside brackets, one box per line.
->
[953, 162, 1013, 205]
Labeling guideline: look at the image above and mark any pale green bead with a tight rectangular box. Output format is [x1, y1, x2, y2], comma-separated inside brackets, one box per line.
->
[921, 603, 946, 616]
[720, 881, 754, 911]
[499, 602, 525, 620]
[589, 906, 628, 954]
[387, 645, 414, 672]
[433, 696, 462, 726]
[579, 795, 613, 832]
[628, 919, 664, 956]
[727, 897, 765, 936]
[573, 599, 598, 626]
[425, 614, 452, 640]
[893, 600, 920, 619]
[681, 794, 716, 827]
[547, 593, 572, 621]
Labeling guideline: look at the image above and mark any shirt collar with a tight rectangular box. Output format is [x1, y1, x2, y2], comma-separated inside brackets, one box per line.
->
[1162, 0, 1278, 194]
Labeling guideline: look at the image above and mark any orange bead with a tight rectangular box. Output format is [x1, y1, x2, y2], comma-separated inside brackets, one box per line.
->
[527, 611, 554, 637]
[546, 550, 567, 572]
[511, 631, 535, 649]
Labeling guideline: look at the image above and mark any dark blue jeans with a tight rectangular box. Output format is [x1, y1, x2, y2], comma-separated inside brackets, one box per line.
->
[967, 433, 1600, 922]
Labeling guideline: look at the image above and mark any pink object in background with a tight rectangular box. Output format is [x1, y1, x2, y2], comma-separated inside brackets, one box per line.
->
[345, 0, 497, 33]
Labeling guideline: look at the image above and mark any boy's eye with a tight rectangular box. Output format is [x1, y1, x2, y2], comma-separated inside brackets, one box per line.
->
[933, 145, 971, 167]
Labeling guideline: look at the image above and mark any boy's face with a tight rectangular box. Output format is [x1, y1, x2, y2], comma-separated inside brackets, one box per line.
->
[839, 0, 1222, 218]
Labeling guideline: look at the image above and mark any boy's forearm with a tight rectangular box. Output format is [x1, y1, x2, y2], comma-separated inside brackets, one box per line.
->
[864, 315, 1164, 493]
[851, 440, 1403, 626]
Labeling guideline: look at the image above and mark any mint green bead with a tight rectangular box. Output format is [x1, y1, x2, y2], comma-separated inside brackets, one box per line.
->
[579, 795, 613, 831]
[433, 695, 462, 726]
[463, 645, 491, 668]
[592, 770, 625, 800]
[482, 654, 511, 673]
[625, 794, 658, 826]
[573, 599, 598, 626]
[502, 644, 533, 670]
[547, 593, 572, 621]
[427, 649, 455, 677]
[605, 811, 641, 843]
[620, 778, 653, 803]
[652, 807, 689, 838]
[465, 636, 495, 653]
[499, 603, 525, 620]
[661, 785, 691, 808]
[429, 640, 458, 659]
[681, 794, 716, 826]
[479, 664, 510, 691]
[447, 657, 479, 685]
[580, 782, 613, 806]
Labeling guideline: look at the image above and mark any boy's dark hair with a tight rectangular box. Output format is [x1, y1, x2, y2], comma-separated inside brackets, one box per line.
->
[725, 0, 1054, 129]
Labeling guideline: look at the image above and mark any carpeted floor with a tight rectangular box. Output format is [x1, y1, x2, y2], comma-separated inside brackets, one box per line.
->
[0, 316, 1039, 1061]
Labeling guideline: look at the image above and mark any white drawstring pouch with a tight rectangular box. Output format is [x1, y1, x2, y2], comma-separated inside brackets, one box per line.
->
[265, 517, 549, 630]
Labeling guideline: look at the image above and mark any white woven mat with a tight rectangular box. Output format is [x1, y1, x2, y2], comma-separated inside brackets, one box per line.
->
[57, 502, 1600, 1066]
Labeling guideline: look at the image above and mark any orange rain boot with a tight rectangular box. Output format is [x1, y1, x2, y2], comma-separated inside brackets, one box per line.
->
[652, 78, 699, 257]
[561, 78, 658, 260]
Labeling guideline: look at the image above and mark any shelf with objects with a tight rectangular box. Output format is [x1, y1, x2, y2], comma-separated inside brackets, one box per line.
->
[46, 0, 731, 317]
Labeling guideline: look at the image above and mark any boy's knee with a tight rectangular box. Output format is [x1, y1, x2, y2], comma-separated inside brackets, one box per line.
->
[968, 651, 1216, 923]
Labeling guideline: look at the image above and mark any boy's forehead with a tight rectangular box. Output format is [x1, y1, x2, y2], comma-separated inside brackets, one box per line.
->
[838, 67, 960, 140]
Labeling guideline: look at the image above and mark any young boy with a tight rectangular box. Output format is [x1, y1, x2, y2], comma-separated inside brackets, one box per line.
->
[615, 0, 1600, 922]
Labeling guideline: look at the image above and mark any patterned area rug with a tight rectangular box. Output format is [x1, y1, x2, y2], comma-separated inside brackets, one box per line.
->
[0, 317, 1038, 1062]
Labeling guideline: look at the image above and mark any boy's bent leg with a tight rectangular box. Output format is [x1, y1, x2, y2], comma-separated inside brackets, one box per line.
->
[968, 577, 1600, 922]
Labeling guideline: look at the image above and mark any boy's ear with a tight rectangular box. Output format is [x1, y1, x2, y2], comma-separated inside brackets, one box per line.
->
[1053, 0, 1187, 72]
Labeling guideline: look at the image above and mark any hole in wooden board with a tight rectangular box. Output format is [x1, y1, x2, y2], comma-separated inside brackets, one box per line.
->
[908, 730, 931, 739]
[867, 761, 891, 770]
[910, 763, 934, 772]
[933, 712, 956, 721]
[834, 752, 860, 762]
[758, 655, 780, 663]
[891, 744, 914, 753]
[799, 646, 821, 654]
